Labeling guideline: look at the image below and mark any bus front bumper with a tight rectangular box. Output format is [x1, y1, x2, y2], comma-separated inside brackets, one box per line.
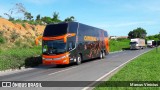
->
[42, 53, 70, 65]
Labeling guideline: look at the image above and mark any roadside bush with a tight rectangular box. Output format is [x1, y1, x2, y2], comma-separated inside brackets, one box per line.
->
[0, 48, 2, 53]
[0, 30, 4, 36]
[12, 19, 23, 24]
[22, 43, 32, 48]
[14, 38, 34, 48]
[0, 31, 5, 44]
[21, 23, 26, 28]
[0, 36, 5, 44]
[25, 56, 42, 67]
[28, 20, 42, 26]
[14, 39, 21, 47]
[11, 31, 20, 41]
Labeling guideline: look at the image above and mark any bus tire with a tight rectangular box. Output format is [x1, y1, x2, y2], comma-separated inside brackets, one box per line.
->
[76, 54, 82, 65]
[102, 51, 106, 58]
[99, 51, 103, 59]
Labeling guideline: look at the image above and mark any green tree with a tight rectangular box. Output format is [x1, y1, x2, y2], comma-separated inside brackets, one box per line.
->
[128, 27, 147, 39]
[24, 12, 33, 20]
[154, 33, 160, 40]
[4, 13, 14, 21]
[36, 14, 41, 21]
[41, 16, 53, 24]
[147, 36, 155, 40]
[4, 3, 26, 20]
[52, 12, 61, 23]
[158, 33, 160, 40]
[146, 33, 160, 41]
[15, 3, 26, 13]
[64, 16, 75, 22]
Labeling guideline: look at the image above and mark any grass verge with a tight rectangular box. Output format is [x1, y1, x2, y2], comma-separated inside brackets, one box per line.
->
[110, 39, 130, 52]
[0, 46, 42, 71]
[95, 48, 160, 90]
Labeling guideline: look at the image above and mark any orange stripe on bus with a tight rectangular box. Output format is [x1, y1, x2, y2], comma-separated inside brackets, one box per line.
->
[42, 33, 76, 43]
[104, 37, 110, 52]
[42, 35, 66, 40]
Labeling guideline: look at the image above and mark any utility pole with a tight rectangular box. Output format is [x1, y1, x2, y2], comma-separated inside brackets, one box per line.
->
[156, 41, 158, 53]
[156, 32, 160, 53]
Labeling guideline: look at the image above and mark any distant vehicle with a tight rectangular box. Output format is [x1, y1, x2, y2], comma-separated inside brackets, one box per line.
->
[147, 40, 156, 48]
[42, 22, 109, 65]
[157, 40, 160, 46]
[130, 38, 145, 50]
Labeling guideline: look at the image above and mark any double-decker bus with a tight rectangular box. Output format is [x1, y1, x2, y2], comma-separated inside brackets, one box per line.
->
[42, 22, 109, 65]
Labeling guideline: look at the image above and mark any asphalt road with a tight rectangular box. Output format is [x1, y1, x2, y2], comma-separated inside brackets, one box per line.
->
[0, 48, 152, 90]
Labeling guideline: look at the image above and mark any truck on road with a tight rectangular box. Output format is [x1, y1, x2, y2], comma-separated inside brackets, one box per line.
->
[130, 38, 145, 50]
[147, 40, 156, 48]
[42, 22, 109, 65]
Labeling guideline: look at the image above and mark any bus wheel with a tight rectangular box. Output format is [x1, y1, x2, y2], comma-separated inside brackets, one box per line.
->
[76, 54, 82, 65]
[99, 51, 103, 59]
[102, 51, 106, 58]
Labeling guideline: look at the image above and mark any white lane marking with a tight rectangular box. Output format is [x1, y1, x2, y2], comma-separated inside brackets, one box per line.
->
[48, 66, 78, 75]
[82, 49, 152, 90]
[109, 50, 123, 54]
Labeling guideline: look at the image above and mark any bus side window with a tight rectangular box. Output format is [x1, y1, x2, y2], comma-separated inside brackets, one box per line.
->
[104, 32, 108, 37]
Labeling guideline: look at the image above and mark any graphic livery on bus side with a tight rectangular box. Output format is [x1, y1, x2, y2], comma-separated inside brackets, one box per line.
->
[42, 22, 109, 65]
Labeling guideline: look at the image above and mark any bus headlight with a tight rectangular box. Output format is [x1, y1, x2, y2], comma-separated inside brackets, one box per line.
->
[43, 54, 69, 61]
[53, 54, 69, 60]
[43, 58, 52, 60]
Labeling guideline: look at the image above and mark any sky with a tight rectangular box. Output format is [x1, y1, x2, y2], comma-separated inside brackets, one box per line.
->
[0, 0, 160, 36]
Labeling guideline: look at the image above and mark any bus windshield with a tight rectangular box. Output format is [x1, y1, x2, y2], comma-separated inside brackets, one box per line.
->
[43, 40, 66, 55]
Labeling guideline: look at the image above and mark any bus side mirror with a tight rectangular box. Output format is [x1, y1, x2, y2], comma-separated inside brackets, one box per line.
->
[68, 42, 73, 50]
[68, 42, 75, 51]
[64, 36, 67, 43]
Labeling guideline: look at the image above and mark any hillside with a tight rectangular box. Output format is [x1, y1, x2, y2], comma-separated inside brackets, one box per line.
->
[0, 18, 45, 48]
[0, 18, 45, 70]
